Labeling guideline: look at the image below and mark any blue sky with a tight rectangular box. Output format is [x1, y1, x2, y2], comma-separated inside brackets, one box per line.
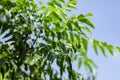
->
[75, 0, 120, 80]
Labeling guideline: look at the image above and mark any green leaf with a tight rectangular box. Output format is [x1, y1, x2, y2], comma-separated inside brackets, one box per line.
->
[67, 21, 73, 30]
[39, 0, 43, 5]
[52, 11, 62, 21]
[0, 72, 2, 80]
[74, 22, 81, 32]
[92, 40, 98, 55]
[70, 32, 75, 45]
[53, 1, 62, 8]
[3, 32, 11, 38]
[17, 0, 24, 4]
[74, 54, 78, 60]
[10, 6, 20, 13]
[2, 51, 8, 57]
[11, 62, 17, 72]
[66, 56, 72, 69]
[69, 0, 77, 5]
[82, 38, 88, 52]
[98, 42, 107, 57]
[86, 63, 93, 72]
[107, 46, 114, 55]
[59, 11, 67, 22]
[59, 0, 64, 3]
[67, 3, 76, 8]
[0, 5, 3, 9]
[87, 59, 97, 68]
[83, 26, 91, 33]
[84, 61, 88, 70]
[116, 46, 120, 52]
[78, 14, 95, 29]
[102, 42, 114, 55]
[85, 13, 93, 16]
[78, 58, 82, 68]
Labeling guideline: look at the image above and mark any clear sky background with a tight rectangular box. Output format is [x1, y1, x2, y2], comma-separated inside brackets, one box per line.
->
[74, 0, 120, 80]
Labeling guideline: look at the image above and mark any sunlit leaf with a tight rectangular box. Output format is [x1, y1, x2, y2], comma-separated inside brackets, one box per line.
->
[78, 14, 95, 29]
[102, 42, 114, 55]
[0, 72, 2, 80]
[85, 13, 93, 16]
[98, 42, 107, 57]
[92, 40, 98, 55]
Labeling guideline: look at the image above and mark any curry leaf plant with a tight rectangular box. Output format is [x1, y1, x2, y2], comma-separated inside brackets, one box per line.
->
[0, 0, 120, 80]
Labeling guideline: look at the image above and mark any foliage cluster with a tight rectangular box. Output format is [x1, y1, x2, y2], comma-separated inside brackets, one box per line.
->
[0, 0, 120, 80]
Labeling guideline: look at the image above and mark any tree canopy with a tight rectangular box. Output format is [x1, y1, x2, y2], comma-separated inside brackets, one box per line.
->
[0, 0, 120, 80]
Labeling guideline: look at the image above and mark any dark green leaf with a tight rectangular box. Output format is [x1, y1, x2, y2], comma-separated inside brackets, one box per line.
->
[1, 67, 4, 78]
[0, 59, 6, 64]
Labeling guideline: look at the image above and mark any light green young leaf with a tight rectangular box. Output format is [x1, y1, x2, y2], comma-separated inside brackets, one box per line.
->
[92, 40, 98, 55]
[85, 13, 93, 16]
[10, 6, 20, 13]
[69, 0, 77, 5]
[78, 14, 95, 29]
[107, 46, 113, 55]
[83, 26, 91, 33]
[17, 0, 24, 4]
[116, 46, 120, 52]
[102, 42, 114, 55]
[0, 72, 2, 80]
[98, 42, 107, 57]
